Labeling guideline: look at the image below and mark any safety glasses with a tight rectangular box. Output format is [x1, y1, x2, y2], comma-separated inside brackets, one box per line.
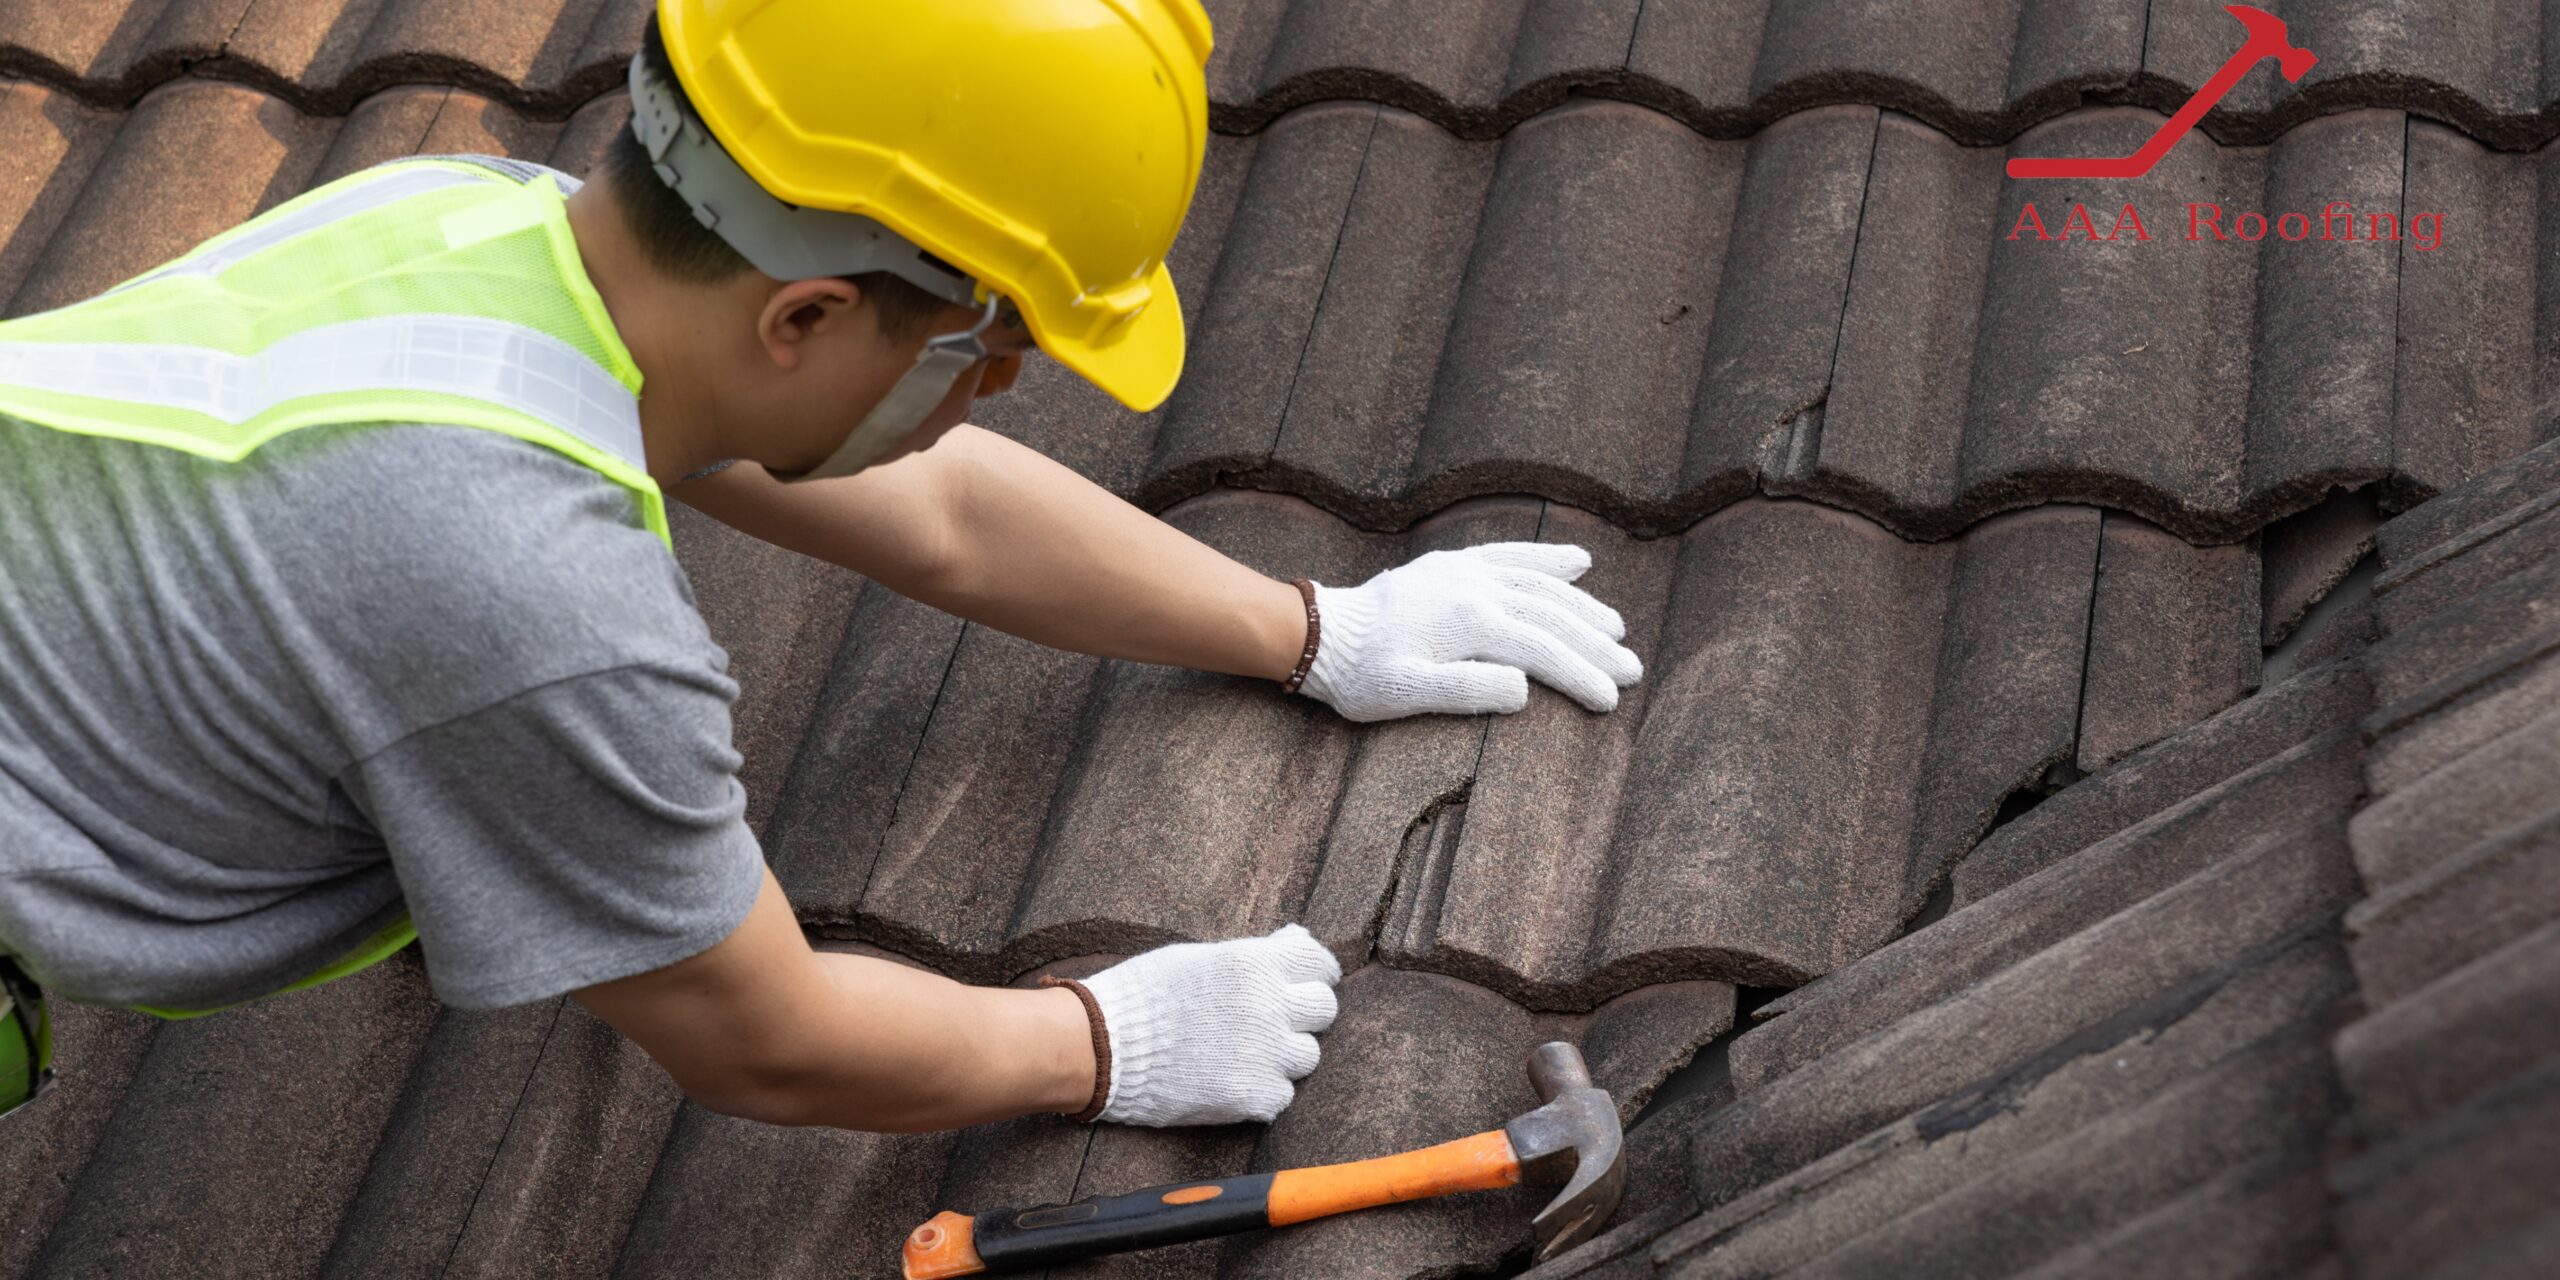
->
[0, 956, 53, 1121]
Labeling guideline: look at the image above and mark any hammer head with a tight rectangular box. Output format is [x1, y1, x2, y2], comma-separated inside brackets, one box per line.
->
[1501, 1042, 1624, 1260]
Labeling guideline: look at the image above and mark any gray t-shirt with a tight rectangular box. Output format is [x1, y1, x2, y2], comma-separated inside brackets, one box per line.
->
[0, 413, 765, 1011]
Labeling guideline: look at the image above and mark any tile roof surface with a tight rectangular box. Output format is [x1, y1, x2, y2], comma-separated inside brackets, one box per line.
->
[0, 1, 2556, 1278]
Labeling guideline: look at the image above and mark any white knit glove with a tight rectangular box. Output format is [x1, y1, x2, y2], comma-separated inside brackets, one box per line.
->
[1298, 543, 1644, 722]
[1073, 924, 1342, 1126]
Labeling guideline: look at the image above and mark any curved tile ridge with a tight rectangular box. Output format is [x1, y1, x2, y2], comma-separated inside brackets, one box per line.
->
[0, 76, 632, 318]
[4, 0, 2560, 154]
[1207, 0, 2560, 154]
[738, 486, 2261, 1009]
[3, 72, 2548, 545]
[0, 0, 651, 117]
[979, 98, 2555, 546]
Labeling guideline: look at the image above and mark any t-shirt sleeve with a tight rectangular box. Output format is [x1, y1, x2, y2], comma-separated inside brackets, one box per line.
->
[337, 660, 767, 1009]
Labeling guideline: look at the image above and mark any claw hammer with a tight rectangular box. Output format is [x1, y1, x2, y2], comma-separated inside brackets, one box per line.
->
[901, 1041, 1625, 1277]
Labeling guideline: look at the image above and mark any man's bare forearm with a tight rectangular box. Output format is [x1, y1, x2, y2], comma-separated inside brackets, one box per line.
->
[577, 870, 1096, 1132]
[771, 951, 1096, 1131]
[673, 426, 1308, 680]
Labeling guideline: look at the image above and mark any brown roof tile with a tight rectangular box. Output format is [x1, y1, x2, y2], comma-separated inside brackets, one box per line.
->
[2003, 1145, 2337, 1280]
[2330, 1056, 2560, 1279]
[2261, 487, 2384, 648]
[2343, 809, 2560, 1005]
[317, 996, 563, 1275]
[746, 490, 2223, 1003]
[30, 954, 438, 1277]
[2322, 437, 2560, 1280]
[435, 999, 685, 1276]
[0, 0, 2553, 153]
[0, 0, 243, 95]
[1686, 819, 2358, 1211]
[5, 74, 2550, 541]
[0, 81, 119, 307]
[4, 2, 2559, 1274]
[2075, 514, 2262, 771]
[1952, 660, 2368, 905]
[1659, 933, 2351, 1275]
[2334, 916, 2560, 1145]
[6, 78, 331, 315]
[499, 961, 1729, 1280]
[0, 1002, 154, 1277]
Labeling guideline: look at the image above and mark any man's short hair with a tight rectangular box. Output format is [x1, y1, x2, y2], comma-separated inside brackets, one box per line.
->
[601, 15, 952, 343]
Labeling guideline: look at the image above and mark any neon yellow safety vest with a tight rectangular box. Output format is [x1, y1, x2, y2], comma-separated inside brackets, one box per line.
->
[0, 156, 670, 1019]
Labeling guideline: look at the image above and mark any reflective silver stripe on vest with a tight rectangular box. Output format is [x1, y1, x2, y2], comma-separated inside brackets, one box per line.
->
[111, 166, 489, 294]
[414, 153, 575, 191]
[0, 315, 645, 470]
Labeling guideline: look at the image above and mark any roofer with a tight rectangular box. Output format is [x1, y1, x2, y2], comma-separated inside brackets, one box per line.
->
[0, 1, 1643, 1136]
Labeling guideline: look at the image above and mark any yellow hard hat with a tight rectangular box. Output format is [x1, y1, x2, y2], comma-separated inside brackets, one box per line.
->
[650, 0, 1213, 413]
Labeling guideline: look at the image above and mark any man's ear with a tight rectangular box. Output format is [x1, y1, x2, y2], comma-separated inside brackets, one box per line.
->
[755, 277, 862, 371]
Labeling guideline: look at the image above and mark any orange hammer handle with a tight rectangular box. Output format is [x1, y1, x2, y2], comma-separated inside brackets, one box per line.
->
[1266, 1129, 1521, 1226]
[900, 1129, 1524, 1276]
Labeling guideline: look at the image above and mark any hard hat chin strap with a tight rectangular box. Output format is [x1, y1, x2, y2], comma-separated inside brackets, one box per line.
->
[767, 295, 1000, 483]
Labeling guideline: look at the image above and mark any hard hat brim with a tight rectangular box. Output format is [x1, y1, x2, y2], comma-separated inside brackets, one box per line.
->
[1029, 260, 1186, 414]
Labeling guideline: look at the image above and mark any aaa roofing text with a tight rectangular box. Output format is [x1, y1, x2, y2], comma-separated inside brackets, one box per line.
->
[2009, 201, 2446, 251]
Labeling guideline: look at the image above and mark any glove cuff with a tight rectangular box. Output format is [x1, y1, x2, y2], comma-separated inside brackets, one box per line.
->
[1077, 965, 1172, 1125]
[1298, 582, 1379, 707]
[1037, 976, 1112, 1123]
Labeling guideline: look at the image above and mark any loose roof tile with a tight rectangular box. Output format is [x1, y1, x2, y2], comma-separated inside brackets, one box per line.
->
[1657, 933, 2352, 1276]
[2261, 487, 2383, 647]
[1689, 819, 2357, 1207]
[2075, 514, 2263, 771]
[1952, 659, 2368, 903]
[1448, 502, 2091, 994]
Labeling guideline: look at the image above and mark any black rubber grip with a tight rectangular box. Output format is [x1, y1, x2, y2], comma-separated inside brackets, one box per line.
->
[969, 1172, 1278, 1271]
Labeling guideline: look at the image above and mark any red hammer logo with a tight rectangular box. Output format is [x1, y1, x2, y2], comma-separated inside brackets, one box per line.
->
[2007, 5, 2316, 179]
